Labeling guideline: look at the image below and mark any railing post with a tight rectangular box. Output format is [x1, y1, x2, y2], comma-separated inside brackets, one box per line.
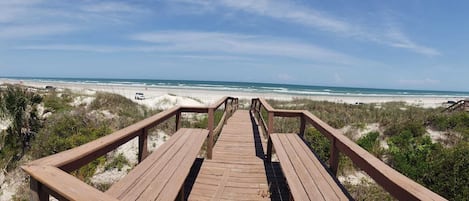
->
[299, 115, 306, 138]
[138, 128, 149, 162]
[207, 107, 214, 160]
[30, 177, 48, 201]
[266, 111, 274, 161]
[175, 111, 181, 131]
[329, 138, 339, 175]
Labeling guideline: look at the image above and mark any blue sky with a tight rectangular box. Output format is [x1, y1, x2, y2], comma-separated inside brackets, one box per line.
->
[1, 0, 469, 91]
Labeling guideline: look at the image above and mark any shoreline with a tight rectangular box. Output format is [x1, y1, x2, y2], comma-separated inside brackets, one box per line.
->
[1, 78, 464, 108]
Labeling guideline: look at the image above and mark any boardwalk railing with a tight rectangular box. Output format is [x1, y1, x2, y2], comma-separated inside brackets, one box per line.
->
[22, 96, 238, 201]
[251, 98, 446, 201]
[442, 99, 469, 112]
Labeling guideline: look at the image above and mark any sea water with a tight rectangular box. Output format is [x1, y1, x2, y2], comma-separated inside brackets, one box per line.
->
[4, 77, 469, 98]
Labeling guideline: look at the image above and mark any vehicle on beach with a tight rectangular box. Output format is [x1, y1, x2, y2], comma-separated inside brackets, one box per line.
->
[45, 85, 56, 90]
[135, 92, 145, 100]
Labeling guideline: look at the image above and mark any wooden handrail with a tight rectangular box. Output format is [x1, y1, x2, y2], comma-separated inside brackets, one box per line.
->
[23, 96, 239, 201]
[442, 99, 468, 112]
[251, 98, 447, 201]
[207, 96, 238, 159]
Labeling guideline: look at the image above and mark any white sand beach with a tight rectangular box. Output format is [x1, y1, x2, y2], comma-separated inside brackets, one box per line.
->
[0, 78, 464, 108]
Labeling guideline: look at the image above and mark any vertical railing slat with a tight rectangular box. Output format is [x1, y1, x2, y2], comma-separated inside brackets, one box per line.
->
[207, 108, 214, 159]
[329, 138, 339, 175]
[30, 178, 49, 201]
[138, 128, 149, 162]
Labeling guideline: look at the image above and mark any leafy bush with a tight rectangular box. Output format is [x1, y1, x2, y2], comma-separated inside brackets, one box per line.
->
[42, 91, 72, 112]
[356, 131, 385, 158]
[90, 92, 146, 119]
[31, 110, 112, 158]
[357, 131, 380, 151]
[429, 112, 469, 140]
[105, 153, 130, 171]
[303, 127, 330, 162]
[384, 121, 426, 137]
[424, 142, 469, 200]
[30, 110, 112, 181]
[0, 85, 42, 169]
[89, 92, 149, 128]
[388, 132, 440, 181]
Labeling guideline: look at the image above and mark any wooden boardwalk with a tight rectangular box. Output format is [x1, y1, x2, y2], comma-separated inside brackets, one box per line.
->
[188, 110, 272, 200]
[22, 97, 447, 201]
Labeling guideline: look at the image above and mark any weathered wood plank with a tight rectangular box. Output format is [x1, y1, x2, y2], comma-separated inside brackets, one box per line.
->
[22, 165, 118, 201]
[106, 128, 190, 198]
[188, 110, 269, 200]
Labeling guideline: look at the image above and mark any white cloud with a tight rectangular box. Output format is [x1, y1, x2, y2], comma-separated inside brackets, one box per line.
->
[17, 31, 380, 67]
[0, 24, 76, 39]
[175, 0, 439, 56]
[0, 0, 148, 40]
[385, 29, 440, 56]
[130, 31, 367, 65]
[80, 2, 145, 13]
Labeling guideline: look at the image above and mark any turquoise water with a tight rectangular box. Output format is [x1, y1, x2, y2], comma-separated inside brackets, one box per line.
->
[4, 77, 469, 97]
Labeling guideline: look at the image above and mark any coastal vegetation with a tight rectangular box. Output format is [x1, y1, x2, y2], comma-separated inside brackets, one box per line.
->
[1, 84, 468, 200]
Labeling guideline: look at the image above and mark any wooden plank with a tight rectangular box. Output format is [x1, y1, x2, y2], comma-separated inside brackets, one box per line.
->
[106, 128, 191, 198]
[212, 168, 231, 200]
[277, 134, 325, 200]
[270, 134, 310, 200]
[286, 133, 348, 200]
[120, 129, 195, 200]
[22, 165, 118, 201]
[156, 129, 208, 201]
[189, 110, 269, 200]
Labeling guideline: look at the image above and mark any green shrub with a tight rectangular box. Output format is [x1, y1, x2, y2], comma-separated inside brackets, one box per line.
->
[105, 153, 130, 171]
[0, 85, 42, 169]
[43, 91, 72, 112]
[90, 92, 147, 121]
[425, 142, 469, 200]
[387, 132, 441, 184]
[429, 112, 469, 140]
[31, 110, 112, 158]
[304, 127, 330, 162]
[357, 131, 380, 151]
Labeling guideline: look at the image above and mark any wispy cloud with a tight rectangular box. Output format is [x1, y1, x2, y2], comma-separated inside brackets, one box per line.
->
[385, 29, 440, 56]
[80, 2, 146, 13]
[130, 31, 367, 65]
[18, 31, 378, 66]
[0, 24, 76, 39]
[0, 1, 147, 39]
[174, 0, 439, 56]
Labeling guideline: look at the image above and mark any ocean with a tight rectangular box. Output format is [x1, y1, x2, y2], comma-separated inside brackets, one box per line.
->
[4, 77, 469, 98]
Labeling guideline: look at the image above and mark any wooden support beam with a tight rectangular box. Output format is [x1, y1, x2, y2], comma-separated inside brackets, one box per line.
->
[266, 112, 274, 161]
[175, 111, 181, 131]
[299, 116, 306, 138]
[30, 178, 48, 201]
[138, 128, 149, 163]
[329, 138, 339, 176]
[207, 108, 214, 159]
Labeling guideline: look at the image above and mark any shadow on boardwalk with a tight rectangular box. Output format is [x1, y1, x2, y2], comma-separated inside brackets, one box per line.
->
[250, 112, 290, 201]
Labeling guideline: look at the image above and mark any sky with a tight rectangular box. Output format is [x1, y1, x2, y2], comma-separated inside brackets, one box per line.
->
[1, 0, 469, 91]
